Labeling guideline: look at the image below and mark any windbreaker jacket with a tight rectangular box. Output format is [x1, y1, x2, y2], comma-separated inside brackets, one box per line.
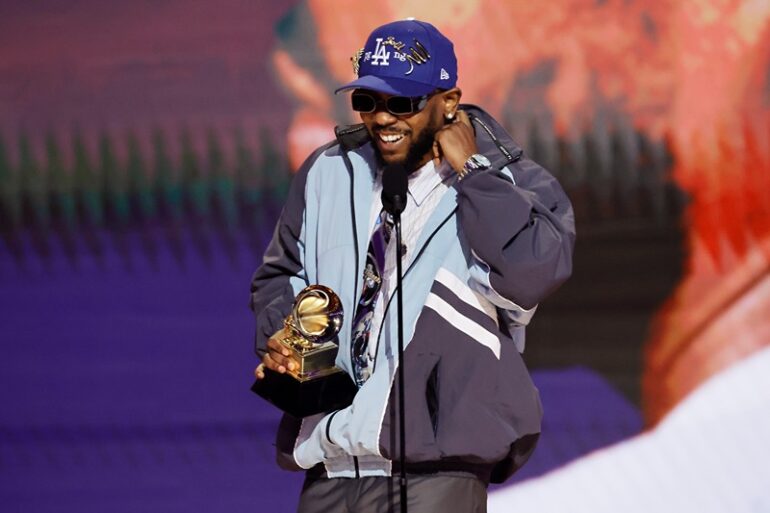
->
[250, 105, 575, 484]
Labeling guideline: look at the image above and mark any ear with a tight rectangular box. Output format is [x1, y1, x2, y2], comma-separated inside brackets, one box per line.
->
[439, 88, 462, 119]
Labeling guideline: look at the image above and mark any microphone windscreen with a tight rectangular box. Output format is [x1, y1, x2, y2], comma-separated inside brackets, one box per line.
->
[381, 164, 408, 215]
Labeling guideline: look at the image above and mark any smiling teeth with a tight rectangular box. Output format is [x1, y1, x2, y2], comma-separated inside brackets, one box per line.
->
[379, 133, 404, 143]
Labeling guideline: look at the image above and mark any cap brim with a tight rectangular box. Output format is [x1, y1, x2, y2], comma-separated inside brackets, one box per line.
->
[334, 75, 437, 97]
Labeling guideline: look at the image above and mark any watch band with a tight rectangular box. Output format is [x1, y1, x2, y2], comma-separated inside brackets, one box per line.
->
[458, 153, 492, 180]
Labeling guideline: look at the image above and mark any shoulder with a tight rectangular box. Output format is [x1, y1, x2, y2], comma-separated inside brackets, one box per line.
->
[460, 104, 524, 169]
[297, 140, 344, 178]
[295, 126, 376, 193]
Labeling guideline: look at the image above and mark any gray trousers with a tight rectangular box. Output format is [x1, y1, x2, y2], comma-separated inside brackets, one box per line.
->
[296, 474, 487, 513]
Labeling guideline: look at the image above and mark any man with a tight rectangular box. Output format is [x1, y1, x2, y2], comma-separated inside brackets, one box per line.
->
[251, 19, 575, 512]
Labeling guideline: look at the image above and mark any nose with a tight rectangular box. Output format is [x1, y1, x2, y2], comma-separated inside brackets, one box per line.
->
[373, 107, 397, 126]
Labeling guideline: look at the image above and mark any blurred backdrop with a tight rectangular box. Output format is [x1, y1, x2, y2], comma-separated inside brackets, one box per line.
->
[1, 1, 768, 512]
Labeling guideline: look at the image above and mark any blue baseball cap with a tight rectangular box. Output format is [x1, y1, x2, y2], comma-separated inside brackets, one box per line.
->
[335, 19, 457, 97]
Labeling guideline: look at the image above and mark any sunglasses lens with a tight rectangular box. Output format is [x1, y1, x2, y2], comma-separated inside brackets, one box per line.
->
[386, 96, 414, 115]
[351, 94, 376, 112]
[351, 92, 431, 115]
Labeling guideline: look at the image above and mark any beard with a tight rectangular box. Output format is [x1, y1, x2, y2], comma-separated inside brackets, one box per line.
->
[372, 116, 442, 173]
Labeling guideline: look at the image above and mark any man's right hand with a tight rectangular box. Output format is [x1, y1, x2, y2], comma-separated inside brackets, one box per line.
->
[254, 327, 299, 379]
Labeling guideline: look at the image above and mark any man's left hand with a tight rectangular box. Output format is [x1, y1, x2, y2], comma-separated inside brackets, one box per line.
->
[433, 109, 478, 174]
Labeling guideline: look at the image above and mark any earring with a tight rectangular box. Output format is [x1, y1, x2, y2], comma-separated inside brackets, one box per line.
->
[446, 112, 454, 120]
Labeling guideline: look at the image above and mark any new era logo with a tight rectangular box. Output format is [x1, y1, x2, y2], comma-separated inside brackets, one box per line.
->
[440, 68, 450, 80]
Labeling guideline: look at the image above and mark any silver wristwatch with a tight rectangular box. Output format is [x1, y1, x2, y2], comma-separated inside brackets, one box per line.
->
[459, 153, 492, 179]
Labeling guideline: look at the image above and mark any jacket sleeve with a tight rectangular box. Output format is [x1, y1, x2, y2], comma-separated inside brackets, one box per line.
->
[455, 155, 575, 315]
[249, 148, 322, 357]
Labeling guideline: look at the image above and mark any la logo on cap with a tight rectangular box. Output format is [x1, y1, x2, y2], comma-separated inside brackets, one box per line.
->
[371, 38, 390, 66]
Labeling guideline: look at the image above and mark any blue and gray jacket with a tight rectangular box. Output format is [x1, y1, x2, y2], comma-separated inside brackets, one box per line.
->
[250, 105, 575, 484]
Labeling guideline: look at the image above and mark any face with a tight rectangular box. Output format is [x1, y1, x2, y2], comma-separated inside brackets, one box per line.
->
[358, 89, 460, 172]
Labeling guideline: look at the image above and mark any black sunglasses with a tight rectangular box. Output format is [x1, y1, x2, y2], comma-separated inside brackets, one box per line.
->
[351, 91, 434, 116]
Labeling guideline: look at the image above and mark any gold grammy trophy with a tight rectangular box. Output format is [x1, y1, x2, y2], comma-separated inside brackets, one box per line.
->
[251, 285, 358, 418]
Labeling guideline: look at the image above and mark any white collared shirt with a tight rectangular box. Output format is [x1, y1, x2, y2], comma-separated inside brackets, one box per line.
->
[363, 159, 456, 364]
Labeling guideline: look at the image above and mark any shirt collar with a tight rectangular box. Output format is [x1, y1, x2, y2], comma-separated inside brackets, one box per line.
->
[406, 159, 455, 206]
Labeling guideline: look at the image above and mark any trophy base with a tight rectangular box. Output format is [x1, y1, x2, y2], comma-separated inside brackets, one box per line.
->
[281, 339, 339, 378]
[251, 367, 358, 418]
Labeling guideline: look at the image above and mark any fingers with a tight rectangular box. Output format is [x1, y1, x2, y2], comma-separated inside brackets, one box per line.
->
[434, 110, 478, 173]
[263, 350, 298, 374]
[436, 110, 473, 142]
[258, 334, 299, 377]
[266, 334, 288, 353]
[255, 353, 291, 378]
[455, 109, 473, 129]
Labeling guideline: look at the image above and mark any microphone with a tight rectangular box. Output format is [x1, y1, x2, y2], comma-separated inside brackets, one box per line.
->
[381, 164, 408, 215]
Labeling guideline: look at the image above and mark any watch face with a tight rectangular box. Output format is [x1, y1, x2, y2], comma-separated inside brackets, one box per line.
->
[461, 154, 492, 178]
[470, 154, 491, 169]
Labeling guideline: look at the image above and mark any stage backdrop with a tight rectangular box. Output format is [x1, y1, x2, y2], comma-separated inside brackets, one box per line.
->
[1, 1, 768, 512]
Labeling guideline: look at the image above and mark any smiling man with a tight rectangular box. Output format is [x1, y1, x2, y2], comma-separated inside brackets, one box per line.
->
[250, 19, 575, 513]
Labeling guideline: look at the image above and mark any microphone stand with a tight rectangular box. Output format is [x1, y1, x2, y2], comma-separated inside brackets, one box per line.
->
[393, 213, 407, 513]
[381, 164, 408, 513]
